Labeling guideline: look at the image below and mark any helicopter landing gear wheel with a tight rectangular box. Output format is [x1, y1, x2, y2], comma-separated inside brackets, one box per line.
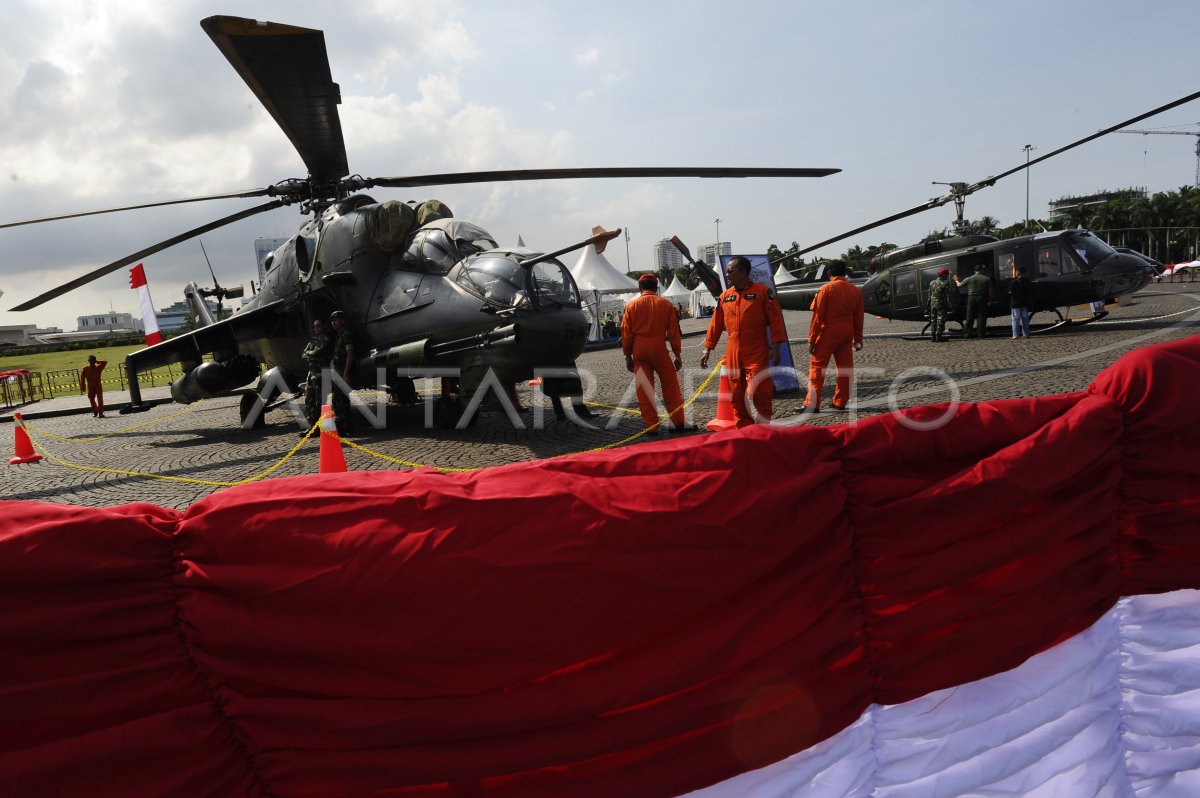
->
[240, 392, 267, 429]
[239, 382, 281, 430]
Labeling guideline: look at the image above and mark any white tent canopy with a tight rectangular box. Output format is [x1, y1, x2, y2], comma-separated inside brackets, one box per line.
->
[772, 265, 799, 285]
[569, 246, 638, 294]
[660, 277, 691, 300]
[689, 283, 718, 319]
[569, 245, 639, 341]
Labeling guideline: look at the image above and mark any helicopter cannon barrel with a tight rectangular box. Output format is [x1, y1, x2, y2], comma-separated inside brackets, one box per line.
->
[369, 339, 433, 369]
[428, 324, 520, 358]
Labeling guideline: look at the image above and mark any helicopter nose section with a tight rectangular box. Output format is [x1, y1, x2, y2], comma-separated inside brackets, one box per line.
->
[1092, 253, 1152, 298]
[454, 307, 590, 400]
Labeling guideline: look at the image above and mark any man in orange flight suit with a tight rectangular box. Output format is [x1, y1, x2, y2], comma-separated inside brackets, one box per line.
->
[79, 354, 108, 418]
[700, 256, 787, 427]
[804, 260, 864, 412]
[621, 273, 691, 434]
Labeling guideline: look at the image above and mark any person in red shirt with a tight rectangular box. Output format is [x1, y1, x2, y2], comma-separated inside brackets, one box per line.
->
[700, 257, 787, 427]
[803, 260, 864, 412]
[621, 273, 692, 434]
[79, 354, 108, 418]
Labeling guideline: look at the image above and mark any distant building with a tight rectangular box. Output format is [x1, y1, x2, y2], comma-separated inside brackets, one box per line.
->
[652, 238, 685, 272]
[1049, 187, 1147, 221]
[696, 242, 732, 266]
[254, 237, 288, 286]
[155, 299, 226, 333]
[0, 324, 63, 346]
[76, 312, 143, 333]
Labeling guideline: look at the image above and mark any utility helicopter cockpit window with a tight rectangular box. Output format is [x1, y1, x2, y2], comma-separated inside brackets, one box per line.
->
[1064, 231, 1115, 268]
[401, 219, 498, 275]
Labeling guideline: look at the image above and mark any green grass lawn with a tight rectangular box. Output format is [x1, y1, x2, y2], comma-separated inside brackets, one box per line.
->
[0, 342, 186, 395]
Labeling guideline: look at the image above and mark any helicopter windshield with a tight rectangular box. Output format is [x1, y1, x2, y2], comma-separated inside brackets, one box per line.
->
[530, 259, 580, 307]
[457, 253, 533, 309]
[456, 252, 581, 310]
[1064, 231, 1116, 267]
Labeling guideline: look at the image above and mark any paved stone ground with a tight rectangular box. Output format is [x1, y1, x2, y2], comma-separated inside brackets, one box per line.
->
[4, 284, 1199, 510]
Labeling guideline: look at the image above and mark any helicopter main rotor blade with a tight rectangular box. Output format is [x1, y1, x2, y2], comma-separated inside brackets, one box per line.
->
[797, 88, 1200, 257]
[367, 166, 839, 189]
[202, 16, 349, 184]
[9, 200, 284, 311]
[791, 200, 945, 258]
[0, 188, 275, 231]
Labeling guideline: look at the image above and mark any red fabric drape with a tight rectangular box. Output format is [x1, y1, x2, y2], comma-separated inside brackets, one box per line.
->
[2, 335, 1199, 797]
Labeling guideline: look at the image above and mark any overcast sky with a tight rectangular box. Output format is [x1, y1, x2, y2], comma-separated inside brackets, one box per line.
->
[2, 0, 1198, 331]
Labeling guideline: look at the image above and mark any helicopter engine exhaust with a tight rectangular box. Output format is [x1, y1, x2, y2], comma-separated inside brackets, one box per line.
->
[170, 356, 261, 404]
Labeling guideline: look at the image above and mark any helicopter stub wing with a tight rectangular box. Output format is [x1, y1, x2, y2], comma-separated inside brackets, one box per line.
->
[127, 299, 289, 373]
[201, 16, 349, 184]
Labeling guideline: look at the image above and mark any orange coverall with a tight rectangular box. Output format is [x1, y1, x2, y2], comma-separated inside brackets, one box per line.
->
[704, 282, 787, 427]
[806, 276, 864, 409]
[80, 360, 108, 414]
[621, 290, 685, 430]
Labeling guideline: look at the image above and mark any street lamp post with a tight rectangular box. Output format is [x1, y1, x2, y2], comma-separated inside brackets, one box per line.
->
[624, 227, 630, 272]
[1022, 144, 1036, 231]
[714, 218, 721, 264]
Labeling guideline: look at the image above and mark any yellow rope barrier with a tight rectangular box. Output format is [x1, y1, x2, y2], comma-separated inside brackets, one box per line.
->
[25, 400, 205, 443]
[20, 417, 322, 487]
[339, 362, 724, 471]
[14, 362, 725, 482]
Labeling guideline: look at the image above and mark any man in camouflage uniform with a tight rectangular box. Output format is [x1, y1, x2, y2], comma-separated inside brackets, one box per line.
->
[926, 268, 956, 343]
[301, 317, 333, 429]
[329, 310, 357, 436]
[958, 264, 994, 338]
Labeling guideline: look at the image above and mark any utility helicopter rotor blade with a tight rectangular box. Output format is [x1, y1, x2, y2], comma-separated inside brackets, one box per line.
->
[9, 200, 284, 311]
[0, 188, 276, 231]
[793, 88, 1200, 259]
[368, 166, 839, 189]
[201, 16, 349, 184]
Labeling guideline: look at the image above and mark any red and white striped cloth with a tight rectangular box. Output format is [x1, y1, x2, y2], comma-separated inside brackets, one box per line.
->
[1, 335, 1198, 797]
[129, 262, 162, 345]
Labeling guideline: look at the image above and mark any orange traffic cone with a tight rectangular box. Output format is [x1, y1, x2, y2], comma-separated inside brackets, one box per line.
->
[10, 413, 43, 464]
[318, 405, 347, 473]
[706, 359, 738, 432]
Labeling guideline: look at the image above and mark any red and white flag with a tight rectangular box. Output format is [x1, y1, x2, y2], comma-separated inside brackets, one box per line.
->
[128, 263, 162, 346]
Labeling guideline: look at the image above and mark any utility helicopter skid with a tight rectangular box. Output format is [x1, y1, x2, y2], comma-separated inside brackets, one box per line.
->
[4, 16, 838, 429]
[770, 90, 1200, 335]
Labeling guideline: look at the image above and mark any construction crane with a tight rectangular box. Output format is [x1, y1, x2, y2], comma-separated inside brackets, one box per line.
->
[1119, 125, 1200, 187]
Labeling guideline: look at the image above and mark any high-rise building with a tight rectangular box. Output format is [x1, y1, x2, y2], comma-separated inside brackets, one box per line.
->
[696, 242, 731, 266]
[652, 238, 684, 271]
[254, 237, 288, 286]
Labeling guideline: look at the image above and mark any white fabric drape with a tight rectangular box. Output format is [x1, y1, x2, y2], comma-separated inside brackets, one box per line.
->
[684, 589, 1200, 798]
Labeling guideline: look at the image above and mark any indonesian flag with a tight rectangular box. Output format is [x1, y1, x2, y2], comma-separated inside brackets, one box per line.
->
[0, 337, 1198, 797]
[129, 262, 162, 346]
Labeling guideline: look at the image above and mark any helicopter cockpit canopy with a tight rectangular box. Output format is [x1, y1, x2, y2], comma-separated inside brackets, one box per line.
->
[401, 218, 498, 275]
[1062, 231, 1117, 267]
[455, 250, 580, 310]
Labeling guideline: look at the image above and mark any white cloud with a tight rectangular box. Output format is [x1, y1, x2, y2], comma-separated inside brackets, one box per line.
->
[575, 48, 599, 66]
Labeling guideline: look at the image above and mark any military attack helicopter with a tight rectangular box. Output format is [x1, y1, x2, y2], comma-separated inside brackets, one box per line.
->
[4, 15, 837, 427]
[773, 90, 1200, 332]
